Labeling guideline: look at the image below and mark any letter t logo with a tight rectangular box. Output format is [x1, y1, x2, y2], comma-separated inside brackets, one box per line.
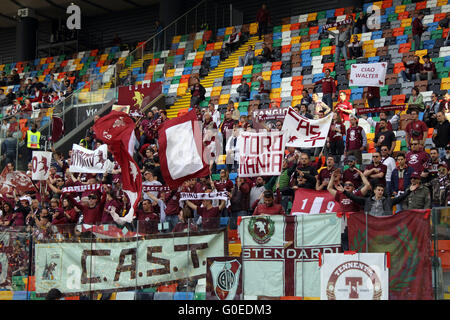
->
[345, 277, 363, 299]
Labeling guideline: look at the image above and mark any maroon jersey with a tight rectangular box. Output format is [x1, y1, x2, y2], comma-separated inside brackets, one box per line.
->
[253, 203, 285, 216]
[314, 76, 336, 94]
[346, 126, 364, 151]
[365, 163, 388, 186]
[214, 179, 234, 192]
[406, 150, 430, 173]
[405, 120, 428, 142]
[165, 190, 181, 216]
[328, 122, 345, 142]
[198, 206, 220, 229]
[343, 168, 363, 189]
[335, 190, 363, 212]
[335, 100, 352, 122]
[318, 167, 336, 185]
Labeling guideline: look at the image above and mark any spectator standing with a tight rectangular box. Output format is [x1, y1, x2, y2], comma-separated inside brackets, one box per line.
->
[344, 114, 367, 165]
[364, 151, 387, 188]
[316, 156, 337, 190]
[405, 109, 428, 148]
[311, 93, 331, 118]
[256, 3, 271, 40]
[335, 91, 353, 123]
[374, 119, 396, 154]
[313, 68, 336, 110]
[380, 146, 396, 195]
[412, 12, 427, 51]
[343, 155, 363, 189]
[236, 78, 250, 103]
[327, 24, 351, 64]
[327, 113, 346, 164]
[402, 172, 431, 210]
[253, 190, 284, 216]
[348, 34, 363, 59]
[406, 139, 430, 174]
[433, 111, 450, 159]
[390, 153, 414, 212]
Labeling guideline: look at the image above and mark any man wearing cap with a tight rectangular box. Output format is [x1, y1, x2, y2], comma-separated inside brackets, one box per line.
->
[344, 114, 367, 165]
[342, 155, 363, 189]
[430, 163, 450, 208]
[403, 171, 431, 210]
[66, 190, 107, 225]
[252, 190, 285, 216]
[422, 148, 445, 183]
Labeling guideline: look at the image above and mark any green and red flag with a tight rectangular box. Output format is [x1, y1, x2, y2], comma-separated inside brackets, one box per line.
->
[348, 210, 433, 300]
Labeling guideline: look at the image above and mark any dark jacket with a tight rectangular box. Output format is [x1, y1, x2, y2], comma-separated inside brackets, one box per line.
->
[236, 83, 250, 98]
[432, 119, 450, 148]
[390, 166, 414, 194]
[343, 189, 411, 216]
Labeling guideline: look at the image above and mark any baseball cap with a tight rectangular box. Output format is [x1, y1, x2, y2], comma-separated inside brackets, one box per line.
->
[411, 172, 421, 179]
[346, 155, 357, 162]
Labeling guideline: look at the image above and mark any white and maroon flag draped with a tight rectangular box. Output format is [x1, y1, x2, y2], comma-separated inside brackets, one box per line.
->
[281, 107, 332, 148]
[237, 130, 286, 177]
[240, 214, 341, 298]
[69, 144, 113, 173]
[0, 170, 36, 195]
[157, 109, 210, 189]
[349, 62, 387, 87]
[31, 151, 52, 181]
[93, 110, 142, 223]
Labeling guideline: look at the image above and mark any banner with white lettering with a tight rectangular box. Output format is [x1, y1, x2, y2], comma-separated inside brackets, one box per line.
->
[61, 184, 103, 194]
[32, 151, 53, 180]
[35, 229, 227, 296]
[240, 214, 341, 298]
[291, 188, 339, 215]
[180, 191, 229, 201]
[237, 131, 286, 177]
[69, 144, 113, 173]
[349, 62, 387, 87]
[252, 107, 289, 121]
[143, 185, 171, 192]
[282, 107, 333, 148]
[320, 253, 389, 300]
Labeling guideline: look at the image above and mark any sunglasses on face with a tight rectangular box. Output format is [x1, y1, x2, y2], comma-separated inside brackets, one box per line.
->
[344, 183, 354, 187]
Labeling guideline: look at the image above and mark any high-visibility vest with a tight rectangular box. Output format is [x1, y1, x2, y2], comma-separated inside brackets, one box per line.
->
[27, 130, 40, 149]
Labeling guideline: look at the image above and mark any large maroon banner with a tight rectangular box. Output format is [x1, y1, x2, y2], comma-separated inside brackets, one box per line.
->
[347, 210, 433, 300]
[118, 82, 162, 113]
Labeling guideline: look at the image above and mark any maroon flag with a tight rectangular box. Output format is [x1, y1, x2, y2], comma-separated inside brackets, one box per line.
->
[158, 109, 209, 189]
[93, 111, 142, 223]
[0, 171, 37, 195]
[51, 116, 64, 142]
[118, 82, 162, 113]
[347, 210, 433, 300]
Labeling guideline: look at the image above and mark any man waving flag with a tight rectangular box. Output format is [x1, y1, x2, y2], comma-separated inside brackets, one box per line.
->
[93, 110, 142, 223]
[158, 109, 210, 189]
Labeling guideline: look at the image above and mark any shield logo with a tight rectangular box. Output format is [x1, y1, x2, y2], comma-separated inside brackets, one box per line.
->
[248, 216, 275, 244]
[210, 259, 242, 300]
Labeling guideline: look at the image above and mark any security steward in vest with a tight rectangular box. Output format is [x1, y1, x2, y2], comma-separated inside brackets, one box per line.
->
[25, 123, 41, 162]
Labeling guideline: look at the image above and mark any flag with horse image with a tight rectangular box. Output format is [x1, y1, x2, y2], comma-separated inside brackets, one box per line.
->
[347, 210, 433, 300]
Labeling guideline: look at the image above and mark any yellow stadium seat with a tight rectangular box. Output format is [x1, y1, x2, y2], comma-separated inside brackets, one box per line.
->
[441, 78, 450, 91]
[282, 24, 291, 32]
[401, 18, 412, 28]
[395, 5, 406, 13]
[307, 12, 317, 21]
[301, 42, 311, 50]
[165, 69, 175, 77]
[243, 66, 253, 75]
[321, 46, 333, 55]
[172, 35, 181, 43]
[291, 36, 301, 44]
[262, 71, 272, 80]
[249, 22, 259, 34]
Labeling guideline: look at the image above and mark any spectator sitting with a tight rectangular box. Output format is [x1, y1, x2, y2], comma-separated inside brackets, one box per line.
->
[420, 55, 437, 81]
[407, 87, 425, 112]
[255, 43, 272, 64]
[235, 77, 250, 102]
[239, 45, 255, 67]
[401, 55, 422, 82]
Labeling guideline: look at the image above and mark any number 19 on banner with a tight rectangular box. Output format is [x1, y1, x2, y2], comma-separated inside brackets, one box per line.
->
[291, 189, 338, 215]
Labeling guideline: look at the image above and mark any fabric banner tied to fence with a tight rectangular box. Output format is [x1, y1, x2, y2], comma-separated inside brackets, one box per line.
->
[35, 228, 227, 296]
[347, 210, 433, 300]
[239, 214, 341, 298]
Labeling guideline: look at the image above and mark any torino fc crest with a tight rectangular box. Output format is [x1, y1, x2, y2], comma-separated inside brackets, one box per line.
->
[248, 217, 275, 244]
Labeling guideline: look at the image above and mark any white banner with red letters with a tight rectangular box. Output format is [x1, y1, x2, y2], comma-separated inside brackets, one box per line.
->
[349, 62, 387, 87]
[180, 191, 229, 201]
[320, 252, 389, 300]
[291, 188, 339, 215]
[239, 214, 341, 298]
[69, 144, 114, 173]
[237, 130, 286, 177]
[282, 107, 333, 148]
[32, 151, 53, 181]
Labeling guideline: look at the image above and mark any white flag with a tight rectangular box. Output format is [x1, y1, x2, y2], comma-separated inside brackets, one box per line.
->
[237, 130, 286, 177]
[69, 144, 113, 173]
[349, 62, 387, 87]
[32, 151, 53, 180]
[282, 107, 333, 148]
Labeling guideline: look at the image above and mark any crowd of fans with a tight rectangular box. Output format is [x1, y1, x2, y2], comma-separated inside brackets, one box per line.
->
[0, 6, 450, 253]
